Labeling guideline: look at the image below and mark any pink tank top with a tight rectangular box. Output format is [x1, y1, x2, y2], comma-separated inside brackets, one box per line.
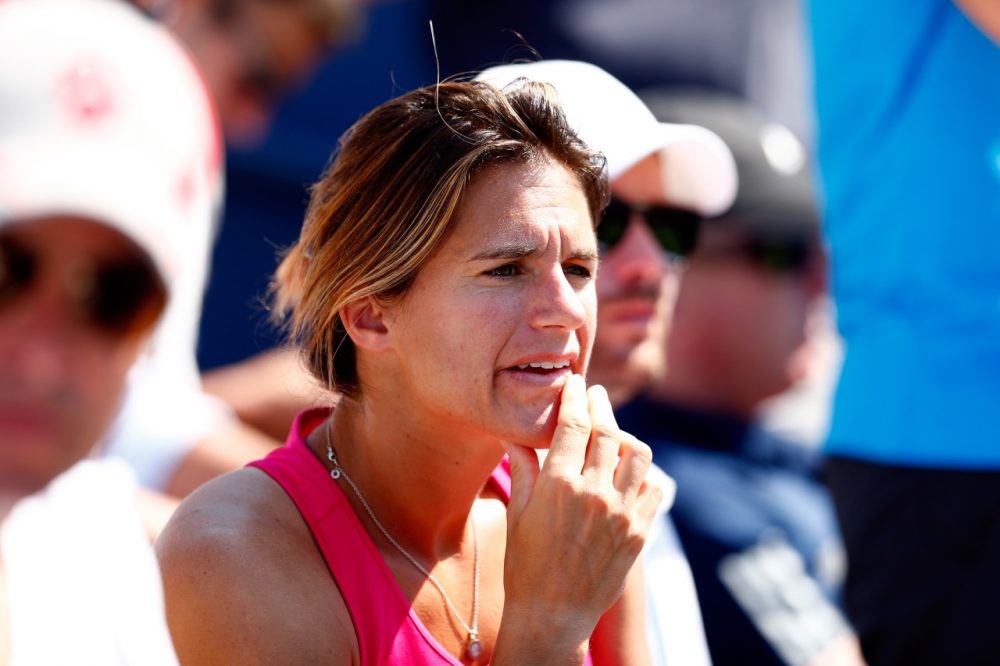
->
[249, 409, 595, 666]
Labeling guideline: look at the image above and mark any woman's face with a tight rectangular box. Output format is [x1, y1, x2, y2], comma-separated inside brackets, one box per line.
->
[382, 157, 598, 447]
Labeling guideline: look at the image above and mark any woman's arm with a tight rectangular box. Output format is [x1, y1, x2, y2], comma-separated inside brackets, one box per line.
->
[155, 469, 358, 665]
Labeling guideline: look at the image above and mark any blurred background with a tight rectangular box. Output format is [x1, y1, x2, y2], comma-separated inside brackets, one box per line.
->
[197, 0, 815, 371]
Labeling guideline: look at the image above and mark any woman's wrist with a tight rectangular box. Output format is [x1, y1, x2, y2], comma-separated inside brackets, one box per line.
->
[492, 635, 589, 666]
[491, 606, 592, 665]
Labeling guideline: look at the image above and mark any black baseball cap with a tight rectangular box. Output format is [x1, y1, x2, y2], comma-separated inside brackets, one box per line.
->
[638, 88, 820, 243]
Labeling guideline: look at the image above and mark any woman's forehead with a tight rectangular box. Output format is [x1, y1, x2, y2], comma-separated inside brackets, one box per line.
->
[448, 160, 595, 249]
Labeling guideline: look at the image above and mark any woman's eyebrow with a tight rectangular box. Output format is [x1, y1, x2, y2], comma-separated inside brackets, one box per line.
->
[469, 242, 537, 262]
[469, 244, 600, 263]
[569, 248, 600, 263]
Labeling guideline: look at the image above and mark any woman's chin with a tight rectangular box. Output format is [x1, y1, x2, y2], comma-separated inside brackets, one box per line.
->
[501, 406, 560, 449]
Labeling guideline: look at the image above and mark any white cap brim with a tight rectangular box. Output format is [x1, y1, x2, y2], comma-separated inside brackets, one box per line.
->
[0, 135, 178, 280]
[477, 60, 737, 216]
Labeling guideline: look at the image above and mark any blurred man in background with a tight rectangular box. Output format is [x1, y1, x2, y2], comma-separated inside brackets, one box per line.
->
[0, 0, 219, 660]
[617, 91, 860, 666]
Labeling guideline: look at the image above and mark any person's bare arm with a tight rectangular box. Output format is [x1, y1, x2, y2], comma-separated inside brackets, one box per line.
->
[590, 561, 652, 666]
[135, 488, 179, 541]
[156, 469, 358, 664]
[954, 0, 1000, 44]
[163, 417, 280, 498]
[201, 348, 329, 441]
[807, 633, 868, 666]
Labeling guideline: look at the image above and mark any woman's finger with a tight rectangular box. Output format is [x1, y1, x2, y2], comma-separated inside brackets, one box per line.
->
[632, 480, 665, 539]
[543, 374, 591, 476]
[503, 442, 540, 525]
[582, 384, 620, 487]
[612, 433, 653, 502]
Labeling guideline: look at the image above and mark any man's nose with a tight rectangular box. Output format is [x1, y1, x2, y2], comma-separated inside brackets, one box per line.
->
[605, 215, 676, 287]
[0, 282, 79, 390]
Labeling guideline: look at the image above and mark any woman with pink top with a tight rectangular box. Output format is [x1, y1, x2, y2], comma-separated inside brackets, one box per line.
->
[157, 78, 663, 665]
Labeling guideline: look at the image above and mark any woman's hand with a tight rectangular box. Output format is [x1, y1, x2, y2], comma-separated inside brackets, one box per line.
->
[492, 374, 663, 665]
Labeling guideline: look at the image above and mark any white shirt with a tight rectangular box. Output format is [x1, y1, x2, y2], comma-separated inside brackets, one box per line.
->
[1, 460, 178, 665]
[642, 464, 713, 666]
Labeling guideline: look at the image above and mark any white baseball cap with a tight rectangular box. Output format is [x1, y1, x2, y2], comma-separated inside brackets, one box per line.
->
[0, 0, 223, 290]
[477, 60, 738, 216]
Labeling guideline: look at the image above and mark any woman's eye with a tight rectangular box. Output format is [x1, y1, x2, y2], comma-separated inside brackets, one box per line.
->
[564, 264, 593, 279]
[485, 264, 520, 279]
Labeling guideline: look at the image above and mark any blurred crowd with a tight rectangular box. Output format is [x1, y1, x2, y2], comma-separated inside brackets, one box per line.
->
[0, 0, 997, 664]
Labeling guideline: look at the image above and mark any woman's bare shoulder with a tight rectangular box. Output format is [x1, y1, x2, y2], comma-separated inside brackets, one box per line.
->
[156, 467, 302, 561]
[156, 468, 359, 664]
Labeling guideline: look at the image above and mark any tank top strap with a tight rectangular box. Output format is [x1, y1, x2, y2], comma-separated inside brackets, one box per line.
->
[250, 408, 452, 664]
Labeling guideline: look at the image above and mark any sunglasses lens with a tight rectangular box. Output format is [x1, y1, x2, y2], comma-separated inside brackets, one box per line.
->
[645, 208, 701, 258]
[242, 66, 283, 104]
[596, 198, 631, 250]
[598, 198, 702, 258]
[0, 236, 36, 306]
[87, 259, 165, 335]
[0, 230, 164, 336]
[745, 237, 811, 273]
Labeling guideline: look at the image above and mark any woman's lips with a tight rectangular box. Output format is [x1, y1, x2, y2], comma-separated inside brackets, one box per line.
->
[500, 363, 574, 387]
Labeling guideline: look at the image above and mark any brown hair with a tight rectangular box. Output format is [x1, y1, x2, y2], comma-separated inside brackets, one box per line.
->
[273, 79, 607, 398]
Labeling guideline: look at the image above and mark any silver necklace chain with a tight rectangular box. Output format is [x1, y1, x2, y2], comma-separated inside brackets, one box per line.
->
[325, 420, 483, 659]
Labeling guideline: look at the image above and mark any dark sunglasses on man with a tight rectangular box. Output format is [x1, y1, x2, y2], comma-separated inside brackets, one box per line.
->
[597, 197, 702, 259]
[0, 231, 166, 337]
[694, 232, 816, 275]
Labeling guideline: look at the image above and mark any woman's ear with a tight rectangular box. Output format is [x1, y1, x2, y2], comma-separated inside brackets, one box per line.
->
[341, 296, 391, 352]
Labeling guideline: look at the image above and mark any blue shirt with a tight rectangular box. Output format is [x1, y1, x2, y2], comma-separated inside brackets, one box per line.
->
[617, 399, 848, 666]
[808, 0, 1000, 467]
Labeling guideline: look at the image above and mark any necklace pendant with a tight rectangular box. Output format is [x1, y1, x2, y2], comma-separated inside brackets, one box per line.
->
[329, 468, 342, 480]
[466, 637, 483, 660]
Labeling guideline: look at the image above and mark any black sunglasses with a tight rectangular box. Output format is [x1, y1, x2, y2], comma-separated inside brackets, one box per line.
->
[240, 60, 284, 105]
[597, 197, 702, 258]
[0, 234, 166, 336]
[697, 235, 815, 274]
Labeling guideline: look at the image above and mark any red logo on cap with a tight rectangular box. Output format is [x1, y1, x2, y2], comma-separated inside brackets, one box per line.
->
[177, 170, 196, 213]
[55, 58, 116, 125]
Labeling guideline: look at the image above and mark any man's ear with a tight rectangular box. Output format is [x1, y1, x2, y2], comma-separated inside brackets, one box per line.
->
[341, 296, 392, 352]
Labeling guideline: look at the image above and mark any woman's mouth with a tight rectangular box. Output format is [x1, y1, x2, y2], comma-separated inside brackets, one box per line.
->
[501, 358, 576, 388]
[514, 360, 571, 371]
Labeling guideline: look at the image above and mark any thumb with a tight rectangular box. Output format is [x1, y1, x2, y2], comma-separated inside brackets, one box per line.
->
[502, 443, 539, 525]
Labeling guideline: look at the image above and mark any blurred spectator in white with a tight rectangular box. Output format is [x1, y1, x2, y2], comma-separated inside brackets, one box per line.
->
[103, 0, 366, 499]
[0, 0, 219, 660]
